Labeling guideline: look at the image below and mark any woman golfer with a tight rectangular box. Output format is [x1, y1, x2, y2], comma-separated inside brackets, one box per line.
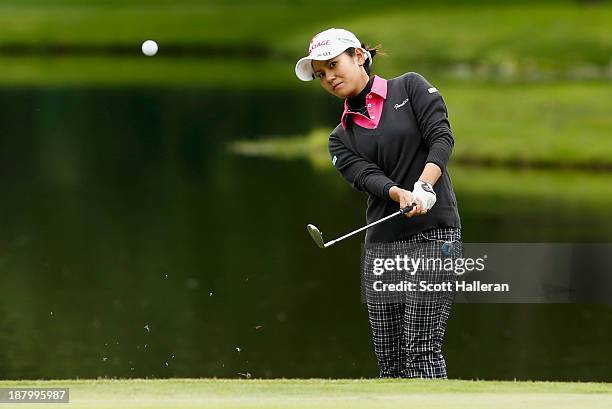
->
[295, 28, 461, 378]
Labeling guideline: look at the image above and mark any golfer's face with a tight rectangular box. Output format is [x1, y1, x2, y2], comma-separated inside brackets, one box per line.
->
[312, 53, 362, 98]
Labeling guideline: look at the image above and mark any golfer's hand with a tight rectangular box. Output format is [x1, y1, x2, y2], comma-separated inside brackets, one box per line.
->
[389, 186, 423, 218]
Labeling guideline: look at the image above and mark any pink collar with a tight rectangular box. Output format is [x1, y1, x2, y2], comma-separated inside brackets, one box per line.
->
[341, 75, 387, 130]
[369, 75, 388, 99]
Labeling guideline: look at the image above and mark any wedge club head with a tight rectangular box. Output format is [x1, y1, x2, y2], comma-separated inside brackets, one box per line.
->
[306, 224, 326, 248]
[306, 205, 414, 249]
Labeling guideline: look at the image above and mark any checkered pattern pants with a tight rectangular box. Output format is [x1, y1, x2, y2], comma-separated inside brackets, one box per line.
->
[365, 227, 461, 378]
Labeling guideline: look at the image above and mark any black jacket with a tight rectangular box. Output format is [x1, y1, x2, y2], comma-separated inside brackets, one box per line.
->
[329, 72, 461, 243]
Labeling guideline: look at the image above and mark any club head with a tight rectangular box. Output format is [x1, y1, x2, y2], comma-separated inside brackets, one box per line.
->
[306, 224, 325, 249]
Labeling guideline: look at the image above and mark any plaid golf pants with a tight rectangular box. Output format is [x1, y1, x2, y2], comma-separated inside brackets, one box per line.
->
[364, 227, 461, 378]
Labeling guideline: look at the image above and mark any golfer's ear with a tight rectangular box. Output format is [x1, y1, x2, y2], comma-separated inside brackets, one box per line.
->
[355, 48, 366, 65]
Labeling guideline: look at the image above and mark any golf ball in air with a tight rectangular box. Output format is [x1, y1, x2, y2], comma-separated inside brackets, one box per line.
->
[142, 40, 158, 56]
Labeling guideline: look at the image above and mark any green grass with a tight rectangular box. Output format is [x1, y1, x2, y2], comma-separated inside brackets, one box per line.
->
[445, 81, 612, 167]
[449, 166, 612, 212]
[0, 1, 385, 47]
[336, 4, 612, 75]
[0, 56, 293, 88]
[0, 1, 611, 83]
[229, 79, 612, 169]
[0, 379, 610, 409]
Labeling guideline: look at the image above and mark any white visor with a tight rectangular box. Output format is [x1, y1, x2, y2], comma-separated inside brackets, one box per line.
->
[294, 28, 371, 81]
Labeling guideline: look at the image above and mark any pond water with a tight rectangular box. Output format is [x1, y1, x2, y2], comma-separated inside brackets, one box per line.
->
[0, 87, 610, 380]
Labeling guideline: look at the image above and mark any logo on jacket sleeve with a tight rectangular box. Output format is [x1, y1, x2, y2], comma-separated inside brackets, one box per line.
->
[332, 155, 338, 166]
[428, 87, 438, 94]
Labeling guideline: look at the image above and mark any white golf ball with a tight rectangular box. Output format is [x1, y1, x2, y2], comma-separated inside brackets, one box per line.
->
[142, 40, 158, 57]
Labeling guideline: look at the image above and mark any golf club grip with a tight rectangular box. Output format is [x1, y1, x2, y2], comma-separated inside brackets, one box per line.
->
[400, 204, 416, 214]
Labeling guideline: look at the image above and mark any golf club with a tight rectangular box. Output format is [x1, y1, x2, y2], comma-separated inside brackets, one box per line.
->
[307, 204, 416, 249]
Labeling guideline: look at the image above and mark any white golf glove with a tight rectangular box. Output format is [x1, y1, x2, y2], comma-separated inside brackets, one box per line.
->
[412, 181, 437, 211]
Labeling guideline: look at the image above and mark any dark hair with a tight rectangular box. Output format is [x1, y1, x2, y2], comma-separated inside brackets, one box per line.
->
[344, 43, 384, 75]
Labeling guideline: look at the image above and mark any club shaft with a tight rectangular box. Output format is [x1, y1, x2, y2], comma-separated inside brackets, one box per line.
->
[325, 209, 404, 247]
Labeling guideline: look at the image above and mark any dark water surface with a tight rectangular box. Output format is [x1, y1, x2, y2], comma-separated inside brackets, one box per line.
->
[0, 88, 610, 380]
